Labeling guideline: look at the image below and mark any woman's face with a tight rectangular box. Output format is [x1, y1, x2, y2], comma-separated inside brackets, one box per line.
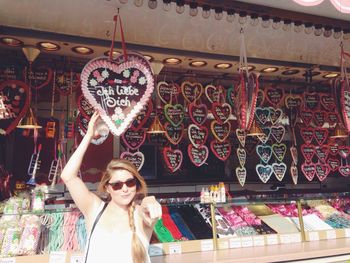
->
[107, 169, 137, 207]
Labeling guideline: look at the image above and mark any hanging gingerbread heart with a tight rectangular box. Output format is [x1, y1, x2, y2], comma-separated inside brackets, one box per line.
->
[131, 99, 153, 131]
[256, 89, 265, 107]
[77, 94, 94, 119]
[299, 109, 314, 127]
[188, 124, 208, 147]
[272, 162, 287, 181]
[0, 80, 30, 135]
[163, 147, 183, 172]
[256, 164, 273, 183]
[211, 102, 232, 124]
[236, 167, 247, 187]
[120, 151, 145, 171]
[211, 121, 231, 142]
[301, 162, 316, 181]
[56, 70, 81, 95]
[329, 143, 339, 156]
[236, 129, 246, 147]
[77, 113, 109, 145]
[226, 85, 236, 108]
[188, 102, 208, 126]
[0, 64, 21, 82]
[315, 145, 329, 163]
[256, 145, 273, 164]
[320, 94, 336, 111]
[269, 107, 283, 125]
[181, 81, 203, 103]
[24, 67, 52, 90]
[164, 103, 184, 127]
[315, 162, 330, 181]
[301, 144, 315, 162]
[327, 158, 340, 172]
[272, 143, 287, 162]
[290, 146, 298, 165]
[81, 56, 155, 137]
[290, 164, 298, 185]
[300, 127, 314, 144]
[327, 112, 339, 126]
[338, 146, 350, 159]
[157, 81, 180, 104]
[270, 125, 285, 143]
[237, 148, 246, 167]
[210, 139, 232, 161]
[339, 165, 350, 177]
[164, 122, 184, 145]
[313, 111, 327, 127]
[265, 87, 284, 106]
[255, 107, 270, 125]
[188, 144, 209, 167]
[121, 128, 146, 150]
[304, 92, 319, 110]
[314, 128, 328, 146]
[285, 94, 302, 109]
[205, 84, 224, 104]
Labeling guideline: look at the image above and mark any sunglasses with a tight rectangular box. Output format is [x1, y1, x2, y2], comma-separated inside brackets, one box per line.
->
[108, 178, 137, 191]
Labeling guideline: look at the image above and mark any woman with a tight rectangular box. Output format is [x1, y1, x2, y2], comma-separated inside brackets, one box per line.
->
[61, 111, 162, 263]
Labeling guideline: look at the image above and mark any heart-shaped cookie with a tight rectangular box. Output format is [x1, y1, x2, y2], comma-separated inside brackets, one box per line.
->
[205, 84, 224, 103]
[304, 92, 319, 110]
[315, 162, 330, 181]
[339, 165, 350, 177]
[181, 81, 203, 103]
[236, 167, 247, 187]
[188, 102, 208, 126]
[327, 158, 340, 172]
[120, 151, 145, 171]
[299, 110, 314, 127]
[237, 147, 246, 167]
[164, 122, 184, 145]
[327, 112, 339, 126]
[290, 146, 298, 165]
[272, 143, 287, 162]
[164, 103, 184, 127]
[285, 94, 302, 109]
[211, 102, 232, 124]
[338, 146, 350, 159]
[256, 89, 265, 107]
[315, 145, 329, 163]
[301, 162, 316, 181]
[210, 139, 231, 161]
[300, 128, 314, 145]
[301, 144, 315, 162]
[290, 164, 298, 185]
[157, 81, 180, 104]
[163, 147, 183, 172]
[314, 128, 328, 146]
[265, 87, 284, 106]
[257, 127, 271, 144]
[269, 107, 283, 125]
[320, 94, 336, 111]
[188, 124, 208, 147]
[329, 143, 339, 156]
[188, 144, 209, 167]
[256, 145, 273, 164]
[211, 121, 231, 142]
[236, 129, 246, 147]
[0, 80, 30, 135]
[270, 125, 285, 143]
[56, 70, 81, 95]
[81, 56, 154, 137]
[313, 111, 327, 127]
[255, 107, 270, 125]
[272, 162, 287, 181]
[256, 164, 273, 183]
[122, 128, 146, 150]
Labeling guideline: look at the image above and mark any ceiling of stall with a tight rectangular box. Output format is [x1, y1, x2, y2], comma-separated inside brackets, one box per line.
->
[0, 0, 349, 81]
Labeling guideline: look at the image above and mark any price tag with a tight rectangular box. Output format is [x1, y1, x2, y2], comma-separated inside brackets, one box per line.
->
[266, 235, 278, 245]
[229, 237, 241, 248]
[218, 240, 229, 249]
[345, 228, 350, 238]
[308, 231, 319, 241]
[201, 240, 213, 251]
[291, 233, 301, 243]
[326, 230, 336, 240]
[49, 251, 67, 263]
[253, 236, 265, 247]
[280, 234, 292, 244]
[169, 243, 182, 254]
[241, 236, 253, 247]
[149, 244, 164, 256]
[0, 258, 16, 263]
[70, 255, 84, 263]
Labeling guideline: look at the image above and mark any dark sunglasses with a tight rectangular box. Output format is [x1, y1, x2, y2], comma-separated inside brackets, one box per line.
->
[108, 178, 137, 191]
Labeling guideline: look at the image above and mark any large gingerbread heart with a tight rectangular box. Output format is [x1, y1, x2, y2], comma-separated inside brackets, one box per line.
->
[157, 81, 180, 104]
[320, 93, 336, 111]
[163, 147, 183, 172]
[120, 151, 145, 171]
[188, 144, 209, 167]
[0, 80, 30, 135]
[188, 102, 208, 126]
[81, 56, 154, 136]
[210, 139, 231, 161]
[77, 94, 94, 119]
[285, 94, 302, 109]
[181, 81, 203, 103]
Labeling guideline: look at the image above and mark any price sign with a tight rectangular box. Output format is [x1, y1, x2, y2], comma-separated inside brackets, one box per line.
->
[308, 231, 319, 241]
[149, 244, 164, 256]
[229, 237, 242, 248]
[169, 243, 182, 254]
[201, 240, 214, 251]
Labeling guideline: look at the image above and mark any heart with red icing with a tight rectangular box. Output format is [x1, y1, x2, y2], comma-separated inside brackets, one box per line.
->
[210, 139, 231, 161]
[164, 122, 184, 145]
[163, 147, 183, 172]
[188, 102, 208, 126]
[301, 162, 316, 181]
[121, 128, 146, 150]
[315, 162, 330, 181]
[301, 144, 315, 162]
[212, 102, 232, 124]
[188, 144, 209, 167]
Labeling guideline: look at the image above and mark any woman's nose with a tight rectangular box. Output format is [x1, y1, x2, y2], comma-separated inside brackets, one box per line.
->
[121, 183, 128, 191]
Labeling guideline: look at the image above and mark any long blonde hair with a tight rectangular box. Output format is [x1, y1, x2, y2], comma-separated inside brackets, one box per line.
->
[98, 159, 148, 263]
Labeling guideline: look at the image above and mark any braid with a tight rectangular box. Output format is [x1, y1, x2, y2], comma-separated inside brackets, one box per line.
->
[129, 202, 146, 263]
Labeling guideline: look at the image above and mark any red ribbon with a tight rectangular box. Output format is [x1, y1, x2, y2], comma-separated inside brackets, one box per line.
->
[109, 11, 128, 61]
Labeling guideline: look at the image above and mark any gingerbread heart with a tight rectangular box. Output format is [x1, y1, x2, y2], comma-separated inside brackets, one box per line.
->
[315, 162, 330, 181]
[299, 110, 314, 127]
[290, 164, 298, 185]
[188, 144, 209, 167]
[285, 94, 302, 109]
[327, 158, 340, 172]
[256, 89, 265, 107]
[300, 128, 314, 144]
[313, 111, 327, 127]
[81, 56, 154, 137]
[164, 122, 184, 145]
[329, 143, 339, 156]
[56, 70, 81, 95]
[188, 102, 208, 126]
[320, 94, 336, 111]
[256, 164, 273, 183]
[270, 125, 285, 143]
[164, 103, 184, 127]
[255, 107, 270, 125]
[265, 87, 284, 106]
[122, 128, 146, 150]
[236, 167, 247, 187]
[301, 162, 316, 181]
[314, 128, 328, 145]
[157, 81, 180, 104]
[237, 147, 246, 167]
[0, 80, 30, 135]
[163, 147, 183, 172]
[339, 165, 350, 177]
[256, 145, 273, 164]
[236, 129, 246, 147]
[211, 102, 232, 124]
[188, 124, 208, 147]
[290, 146, 298, 165]
[338, 146, 350, 159]
[120, 151, 145, 171]
[272, 162, 287, 181]
[341, 83, 350, 132]
[272, 143, 287, 162]
[210, 139, 231, 161]
[327, 113, 339, 126]
[269, 107, 283, 125]
[304, 92, 319, 110]
[211, 121, 231, 142]
[301, 144, 315, 162]
[315, 145, 329, 163]
[181, 81, 203, 103]
[257, 127, 271, 144]
[205, 84, 224, 103]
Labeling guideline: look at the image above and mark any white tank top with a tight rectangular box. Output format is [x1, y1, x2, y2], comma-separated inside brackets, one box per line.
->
[85, 202, 151, 263]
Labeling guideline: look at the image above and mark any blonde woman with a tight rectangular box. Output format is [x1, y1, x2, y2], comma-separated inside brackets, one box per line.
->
[61, 111, 161, 263]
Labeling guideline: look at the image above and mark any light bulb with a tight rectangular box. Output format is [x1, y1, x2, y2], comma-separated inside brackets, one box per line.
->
[119, 0, 128, 3]
[148, 0, 157, 9]
[202, 5, 211, 19]
[189, 3, 198, 16]
[226, 10, 235, 22]
[272, 17, 282, 30]
[250, 13, 259, 27]
[323, 26, 332, 38]
[134, 0, 143, 6]
[214, 8, 223, 20]
[238, 11, 247, 25]
[343, 29, 350, 40]
[314, 24, 323, 36]
[282, 19, 292, 31]
[294, 21, 303, 33]
[176, 0, 185, 14]
[333, 27, 342, 39]
[304, 22, 313, 34]
[163, 0, 171, 11]
[261, 15, 271, 28]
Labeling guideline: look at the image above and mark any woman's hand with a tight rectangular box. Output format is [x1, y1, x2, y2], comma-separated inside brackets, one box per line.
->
[86, 111, 100, 140]
[140, 196, 162, 227]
